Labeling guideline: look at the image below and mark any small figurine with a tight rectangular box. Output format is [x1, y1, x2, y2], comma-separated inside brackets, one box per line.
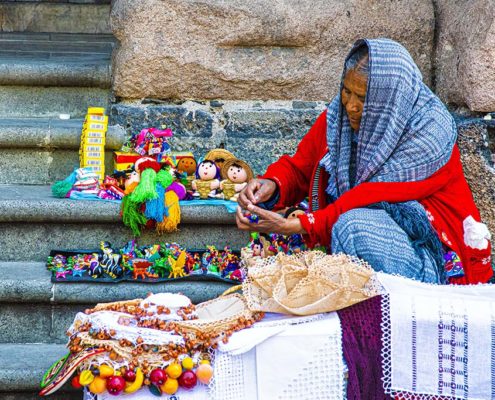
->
[176, 156, 197, 176]
[283, 206, 307, 254]
[168, 251, 187, 279]
[71, 255, 86, 278]
[191, 160, 221, 199]
[220, 159, 254, 202]
[251, 238, 263, 257]
[99, 241, 123, 278]
[152, 258, 167, 277]
[144, 244, 161, 262]
[49, 255, 72, 280]
[284, 206, 306, 219]
[131, 259, 154, 280]
[86, 253, 103, 278]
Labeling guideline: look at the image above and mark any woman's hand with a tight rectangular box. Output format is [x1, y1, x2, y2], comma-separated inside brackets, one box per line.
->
[236, 204, 306, 236]
[238, 179, 277, 209]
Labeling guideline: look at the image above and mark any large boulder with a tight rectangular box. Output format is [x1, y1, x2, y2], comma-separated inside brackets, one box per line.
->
[434, 0, 495, 112]
[111, 0, 434, 101]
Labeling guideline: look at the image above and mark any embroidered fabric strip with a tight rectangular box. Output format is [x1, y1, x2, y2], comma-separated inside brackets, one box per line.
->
[377, 272, 495, 400]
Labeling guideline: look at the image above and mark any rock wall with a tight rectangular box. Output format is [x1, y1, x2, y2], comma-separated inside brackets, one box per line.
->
[434, 0, 495, 112]
[111, 100, 325, 175]
[456, 122, 495, 262]
[110, 0, 434, 101]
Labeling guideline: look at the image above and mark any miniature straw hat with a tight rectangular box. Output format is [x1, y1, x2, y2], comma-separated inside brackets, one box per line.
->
[204, 149, 235, 168]
[221, 158, 254, 181]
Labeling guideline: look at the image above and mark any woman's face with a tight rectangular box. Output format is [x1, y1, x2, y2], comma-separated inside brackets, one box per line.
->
[341, 70, 367, 132]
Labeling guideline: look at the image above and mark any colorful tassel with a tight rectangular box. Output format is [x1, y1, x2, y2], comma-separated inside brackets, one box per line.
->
[121, 195, 147, 236]
[129, 168, 158, 203]
[156, 191, 181, 234]
[156, 169, 173, 189]
[51, 169, 77, 198]
[144, 183, 165, 222]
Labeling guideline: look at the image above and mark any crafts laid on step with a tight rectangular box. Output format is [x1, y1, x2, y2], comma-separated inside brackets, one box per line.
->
[52, 121, 257, 235]
[47, 241, 244, 283]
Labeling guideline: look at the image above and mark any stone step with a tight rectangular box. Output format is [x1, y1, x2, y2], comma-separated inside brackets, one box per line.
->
[0, 343, 78, 399]
[0, 263, 235, 344]
[0, 85, 110, 118]
[0, 33, 115, 87]
[0, 184, 248, 262]
[0, 118, 125, 184]
[0, 2, 111, 34]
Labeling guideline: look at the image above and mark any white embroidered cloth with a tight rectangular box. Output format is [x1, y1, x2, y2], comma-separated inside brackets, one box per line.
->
[87, 313, 344, 400]
[377, 272, 495, 400]
[211, 312, 344, 400]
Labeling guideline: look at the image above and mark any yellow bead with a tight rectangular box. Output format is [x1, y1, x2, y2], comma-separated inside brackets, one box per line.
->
[182, 357, 194, 370]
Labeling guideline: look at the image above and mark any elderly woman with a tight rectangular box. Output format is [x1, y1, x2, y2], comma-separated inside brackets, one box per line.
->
[236, 38, 492, 284]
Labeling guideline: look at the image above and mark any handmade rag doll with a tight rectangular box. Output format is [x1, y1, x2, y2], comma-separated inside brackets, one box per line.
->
[220, 158, 254, 202]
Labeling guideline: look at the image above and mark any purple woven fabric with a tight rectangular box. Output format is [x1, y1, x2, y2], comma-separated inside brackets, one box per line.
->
[337, 296, 392, 400]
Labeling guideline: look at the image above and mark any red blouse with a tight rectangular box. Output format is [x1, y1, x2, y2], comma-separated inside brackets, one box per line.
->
[262, 110, 492, 284]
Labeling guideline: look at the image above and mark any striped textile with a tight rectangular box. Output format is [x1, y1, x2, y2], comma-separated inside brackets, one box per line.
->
[331, 204, 442, 284]
[320, 38, 457, 199]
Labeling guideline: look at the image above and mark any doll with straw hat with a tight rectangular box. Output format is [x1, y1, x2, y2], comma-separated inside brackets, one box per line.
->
[204, 148, 235, 171]
[220, 158, 254, 202]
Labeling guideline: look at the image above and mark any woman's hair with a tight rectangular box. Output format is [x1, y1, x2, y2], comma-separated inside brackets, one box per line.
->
[345, 46, 369, 77]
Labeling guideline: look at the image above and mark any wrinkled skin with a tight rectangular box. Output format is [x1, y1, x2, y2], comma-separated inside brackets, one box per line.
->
[341, 69, 367, 132]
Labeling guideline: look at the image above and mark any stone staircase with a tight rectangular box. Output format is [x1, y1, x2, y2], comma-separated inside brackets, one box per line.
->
[0, 2, 247, 398]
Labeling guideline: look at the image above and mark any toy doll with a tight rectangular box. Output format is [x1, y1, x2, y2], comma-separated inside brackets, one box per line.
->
[220, 158, 254, 201]
[176, 156, 197, 176]
[191, 160, 221, 199]
[176, 156, 197, 191]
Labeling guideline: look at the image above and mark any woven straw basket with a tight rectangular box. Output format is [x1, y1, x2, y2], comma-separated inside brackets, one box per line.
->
[242, 251, 380, 315]
[195, 180, 213, 199]
[222, 181, 236, 200]
[185, 175, 195, 191]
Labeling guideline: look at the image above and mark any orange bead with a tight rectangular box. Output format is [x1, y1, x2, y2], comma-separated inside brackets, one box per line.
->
[196, 363, 213, 384]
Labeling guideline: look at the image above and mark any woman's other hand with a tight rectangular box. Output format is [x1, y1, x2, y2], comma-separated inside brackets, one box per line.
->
[238, 179, 277, 209]
[236, 204, 306, 236]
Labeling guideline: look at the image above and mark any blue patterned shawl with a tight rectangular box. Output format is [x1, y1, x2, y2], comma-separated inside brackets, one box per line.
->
[320, 38, 457, 199]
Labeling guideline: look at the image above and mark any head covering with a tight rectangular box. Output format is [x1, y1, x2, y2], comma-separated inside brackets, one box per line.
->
[320, 38, 457, 199]
[221, 158, 254, 181]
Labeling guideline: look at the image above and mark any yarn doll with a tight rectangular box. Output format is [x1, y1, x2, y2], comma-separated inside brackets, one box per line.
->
[220, 158, 254, 201]
[121, 156, 183, 236]
[191, 160, 221, 199]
